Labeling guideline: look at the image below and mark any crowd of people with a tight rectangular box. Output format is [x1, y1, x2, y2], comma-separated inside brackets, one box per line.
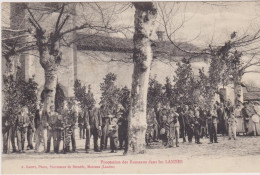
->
[2, 101, 128, 154]
[145, 101, 260, 148]
[2, 99, 260, 154]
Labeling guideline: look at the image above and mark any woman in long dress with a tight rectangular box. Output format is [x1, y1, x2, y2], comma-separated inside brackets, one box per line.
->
[247, 103, 260, 136]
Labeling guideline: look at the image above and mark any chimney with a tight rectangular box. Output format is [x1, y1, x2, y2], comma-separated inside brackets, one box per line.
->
[156, 30, 164, 41]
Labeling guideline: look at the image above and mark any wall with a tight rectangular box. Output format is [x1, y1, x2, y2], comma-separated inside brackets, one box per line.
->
[76, 50, 209, 104]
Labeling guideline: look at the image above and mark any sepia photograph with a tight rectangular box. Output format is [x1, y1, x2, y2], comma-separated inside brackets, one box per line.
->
[1, 1, 260, 174]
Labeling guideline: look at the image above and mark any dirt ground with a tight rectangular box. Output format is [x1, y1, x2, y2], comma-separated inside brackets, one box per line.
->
[2, 131, 260, 174]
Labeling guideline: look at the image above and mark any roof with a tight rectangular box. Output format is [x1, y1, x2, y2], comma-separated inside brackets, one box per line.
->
[246, 86, 260, 92]
[75, 33, 202, 59]
[244, 92, 260, 101]
[243, 86, 260, 101]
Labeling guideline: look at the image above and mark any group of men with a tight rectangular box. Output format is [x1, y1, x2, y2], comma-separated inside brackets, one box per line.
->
[3, 102, 78, 154]
[145, 100, 260, 148]
[3, 99, 259, 154]
[3, 101, 128, 154]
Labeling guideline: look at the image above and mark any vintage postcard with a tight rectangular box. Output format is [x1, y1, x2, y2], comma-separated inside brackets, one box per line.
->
[1, 1, 260, 174]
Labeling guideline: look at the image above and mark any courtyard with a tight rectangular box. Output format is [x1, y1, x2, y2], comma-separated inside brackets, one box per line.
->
[2, 131, 260, 174]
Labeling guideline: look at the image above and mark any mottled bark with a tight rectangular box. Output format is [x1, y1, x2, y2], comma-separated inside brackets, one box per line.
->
[4, 55, 20, 80]
[126, 2, 157, 154]
[39, 45, 61, 112]
[233, 72, 243, 105]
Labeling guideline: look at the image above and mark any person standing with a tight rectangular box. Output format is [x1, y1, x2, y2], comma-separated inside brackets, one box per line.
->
[199, 107, 207, 138]
[146, 108, 154, 145]
[225, 101, 234, 120]
[217, 103, 226, 136]
[152, 108, 160, 142]
[160, 105, 169, 126]
[100, 105, 110, 151]
[154, 103, 162, 135]
[69, 105, 78, 152]
[147, 108, 158, 143]
[178, 105, 187, 143]
[34, 103, 48, 152]
[84, 106, 102, 153]
[234, 104, 243, 134]
[160, 114, 169, 147]
[241, 102, 250, 134]
[78, 108, 85, 139]
[228, 114, 238, 140]
[62, 102, 78, 153]
[186, 109, 195, 143]
[109, 117, 119, 153]
[2, 113, 17, 153]
[208, 106, 218, 144]
[117, 104, 127, 150]
[249, 103, 260, 136]
[16, 106, 30, 153]
[46, 105, 59, 153]
[27, 111, 35, 150]
[53, 113, 64, 153]
[194, 110, 202, 144]
[168, 107, 179, 147]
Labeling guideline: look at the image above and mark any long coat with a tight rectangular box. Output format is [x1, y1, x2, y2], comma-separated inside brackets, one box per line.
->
[84, 107, 102, 129]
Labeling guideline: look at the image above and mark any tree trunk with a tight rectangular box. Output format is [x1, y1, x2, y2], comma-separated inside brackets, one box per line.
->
[40, 51, 60, 112]
[233, 73, 243, 106]
[126, 2, 157, 154]
[4, 55, 20, 80]
[43, 65, 58, 112]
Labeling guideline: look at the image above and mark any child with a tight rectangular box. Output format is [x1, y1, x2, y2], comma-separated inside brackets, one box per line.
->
[228, 114, 238, 140]
[109, 117, 118, 153]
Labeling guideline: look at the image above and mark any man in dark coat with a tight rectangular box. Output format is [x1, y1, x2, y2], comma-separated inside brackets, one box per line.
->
[117, 104, 128, 150]
[46, 105, 59, 153]
[16, 106, 30, 153]
[27, 112, 35, 150]
[78, 109, 85, 139]
[34, 103, 49, 152]
[63, 104, 78, 153]
[194, 112, 202, 144]
[2, 114, 17, 153]
[241, 102, 250, 134]
[154, 103, 162, 128]
[186, 109, 195, 143]
[178, 105, 188, 143]
[217, 103, 226, 136]
[199, 107, 207, 138]
[208, 106, 218, 144]
[84, 106, 102, 153]
[53, 113, 64, 153]
[100, 105, 110, 151]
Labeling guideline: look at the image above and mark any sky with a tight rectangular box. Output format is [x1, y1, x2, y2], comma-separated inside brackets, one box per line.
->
[110, 1, 260, 86]
[110, 1, 260, 47]
[2, 1, 260, 86]
[2, 2, 260, 45]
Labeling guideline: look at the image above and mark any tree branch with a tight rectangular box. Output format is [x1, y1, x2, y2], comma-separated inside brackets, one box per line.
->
[55, 3, 65, 33]
[26, 6, 43, 31]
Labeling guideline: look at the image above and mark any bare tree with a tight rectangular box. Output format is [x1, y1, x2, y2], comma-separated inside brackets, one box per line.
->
[13, 2, 128, 111]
